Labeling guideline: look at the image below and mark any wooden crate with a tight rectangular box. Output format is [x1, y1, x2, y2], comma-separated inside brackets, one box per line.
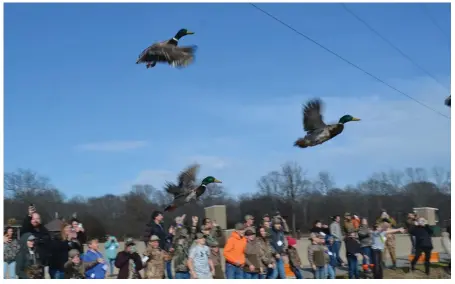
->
[408, 251, 440, 263]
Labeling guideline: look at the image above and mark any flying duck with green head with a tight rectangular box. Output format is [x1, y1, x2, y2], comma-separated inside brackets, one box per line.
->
[136, 28, 197, 69]
[164, 164, 222, 212]
[294, 98, 360, 148]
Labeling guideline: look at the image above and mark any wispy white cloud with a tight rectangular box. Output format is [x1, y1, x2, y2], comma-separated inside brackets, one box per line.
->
[75, 140, 148, 152]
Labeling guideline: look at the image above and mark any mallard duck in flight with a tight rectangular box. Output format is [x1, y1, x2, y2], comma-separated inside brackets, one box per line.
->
[445, 95, 451, 107]
[164, 164, 222, 212]
[136, 29, 197, 69]
[294, 99, 360, 148]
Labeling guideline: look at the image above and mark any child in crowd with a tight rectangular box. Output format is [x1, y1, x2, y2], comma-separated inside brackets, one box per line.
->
[188, 232, 214, 279]
[82, 238, 107, 279]
[325, 236, 337, 279]
[307, 233, 329, 279]
[287, 236, 304, 279]
[64, 249, 101, 279]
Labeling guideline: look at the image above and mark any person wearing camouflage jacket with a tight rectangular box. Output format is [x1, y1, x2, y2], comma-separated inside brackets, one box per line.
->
[64, 249, 99, 279]
[173, 234, 191, 279]
[257, 226, 276, 279]
[143, 235, 167, 279]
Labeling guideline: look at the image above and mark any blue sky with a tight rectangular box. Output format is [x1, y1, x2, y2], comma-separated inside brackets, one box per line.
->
[4, 3, 451, 198]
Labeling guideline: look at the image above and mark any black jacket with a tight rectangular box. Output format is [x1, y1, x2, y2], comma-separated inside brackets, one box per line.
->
[49, 237, 83, 270]
[115, 251, 143, 279]
[310, 226, 330, 236]
[15, 233, 45, 279]
[345, 237, 361, 256]
[21, 215, 51, 265]
[143, 222, 166, 249]
[410, 225, 433, 249]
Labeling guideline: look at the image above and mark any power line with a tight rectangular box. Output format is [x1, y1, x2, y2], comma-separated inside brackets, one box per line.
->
[341, 3, 450, 94]
[249, 3, 450, 120]
[420, 3, 451, 46]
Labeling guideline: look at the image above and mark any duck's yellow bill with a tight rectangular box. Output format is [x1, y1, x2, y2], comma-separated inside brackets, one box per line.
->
[214, 179, 222, 183]
[352, 117, 361, 121]
[186, 31, 195, 35]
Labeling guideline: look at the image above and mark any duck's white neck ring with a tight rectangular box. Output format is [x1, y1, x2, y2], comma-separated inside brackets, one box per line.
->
[172, 37, 179, 42]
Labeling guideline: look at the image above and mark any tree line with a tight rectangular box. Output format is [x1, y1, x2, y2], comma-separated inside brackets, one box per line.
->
[3, 163, 451, 240]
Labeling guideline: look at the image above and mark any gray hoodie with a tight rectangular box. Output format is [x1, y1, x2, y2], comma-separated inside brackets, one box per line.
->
[329, 221, 342, 241]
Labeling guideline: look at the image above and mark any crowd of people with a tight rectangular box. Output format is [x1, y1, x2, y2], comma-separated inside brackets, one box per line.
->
[3, 206, 451, 279]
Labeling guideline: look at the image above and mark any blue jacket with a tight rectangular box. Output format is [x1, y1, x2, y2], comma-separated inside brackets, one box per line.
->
[326, 243, 337, 267]
[82, 250, 106, 279]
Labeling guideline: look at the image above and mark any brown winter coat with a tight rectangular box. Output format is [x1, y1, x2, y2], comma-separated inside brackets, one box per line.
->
[287, 246, 302, 268]
[143, 245, 167, 279]
[243, 238, 262, 273]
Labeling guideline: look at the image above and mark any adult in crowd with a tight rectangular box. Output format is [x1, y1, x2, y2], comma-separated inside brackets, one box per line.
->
[188, 232, 214, 279]
[329, 215, 345, 267]
[21, 205, 51, 267]
[82, 238, 107, 279]
[114, 238, 143, 279]
[262, 214, 271, 225]
[15, 233, 44, 279]
[143, 235, 167, 279]
[345, 231, 361, 279]
[376, 210, 397, 227]
[48, 222, 83, 279]
[343, 212, 355, 235]
[409, 217, 434, 276]
[370, 224, 404, 279]
[201, 224, 224, 278]
[4, 226, 20, 279]
[104, 234, 119, 277]
[269, 217, 287, 279]
[164, 225, 175, 279]
[406, 212, 417, 254]
[223, 223, 247, 279]
[143, 211, 166, 249]
[69, 218, 87, 255]
[244, 215, 255, 232]
[310, 220, 330, 236]
[358, 218, 374, 273]
[382, 219, 397, 269]
[256, 226, 275, 279]
[243, 228, 262, 279]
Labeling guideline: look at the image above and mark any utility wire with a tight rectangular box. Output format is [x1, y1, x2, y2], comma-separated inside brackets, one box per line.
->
[249, 3, 450, 120]
[341, 3, 450, 94]
[420, 3, 451, 46]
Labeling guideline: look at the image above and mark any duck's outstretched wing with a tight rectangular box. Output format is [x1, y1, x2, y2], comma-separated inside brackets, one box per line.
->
[136, 44, 197, 67]
[164, 182, 182, 196]
[178, 164, 200, 190]
[303, 99, 326, 133]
